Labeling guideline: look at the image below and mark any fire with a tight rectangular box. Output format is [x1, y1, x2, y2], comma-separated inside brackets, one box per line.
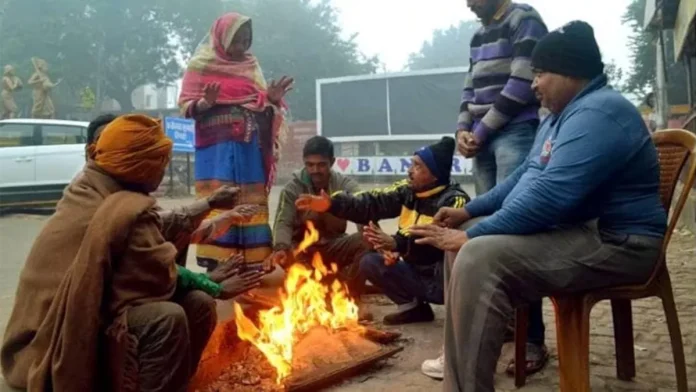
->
[234, 221, 363, 383]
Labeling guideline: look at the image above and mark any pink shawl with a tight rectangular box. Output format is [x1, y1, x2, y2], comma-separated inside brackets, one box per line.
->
[179, 12, 287, 192]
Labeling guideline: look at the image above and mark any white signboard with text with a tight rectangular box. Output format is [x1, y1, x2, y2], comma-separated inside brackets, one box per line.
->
[332, 156, 473, 176]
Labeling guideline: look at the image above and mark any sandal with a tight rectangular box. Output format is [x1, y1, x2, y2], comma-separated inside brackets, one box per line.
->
[505, 343, 549, 376]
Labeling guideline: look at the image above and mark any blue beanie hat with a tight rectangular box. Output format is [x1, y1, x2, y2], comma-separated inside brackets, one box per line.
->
[414, 136, 456, 185]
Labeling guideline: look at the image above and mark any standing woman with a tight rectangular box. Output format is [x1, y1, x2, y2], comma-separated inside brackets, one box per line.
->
[179, 13, 293, 272]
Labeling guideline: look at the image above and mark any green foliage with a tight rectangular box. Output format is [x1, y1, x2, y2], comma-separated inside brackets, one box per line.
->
[407, 21, 479, 71]
[0, 0, 222, 112]
[623, 0, 656, 96]
[605, 61, 625, 89]
[220, 0, 379, 120]
[0, 0, 377, 120]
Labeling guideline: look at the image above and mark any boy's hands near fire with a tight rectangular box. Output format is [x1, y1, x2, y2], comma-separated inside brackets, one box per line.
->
[208, 254, 243, 283]
[210, 254, 264, 299]
[295, 190, 331, 212]
[363, 221, 396, 252]
[218, 270, 264, 299]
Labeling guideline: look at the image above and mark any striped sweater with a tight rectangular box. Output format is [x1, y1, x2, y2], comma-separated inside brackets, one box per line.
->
[458, 2, 548, 142]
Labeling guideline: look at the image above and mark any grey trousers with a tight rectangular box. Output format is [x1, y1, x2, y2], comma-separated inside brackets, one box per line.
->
[443, 218, 662, 392]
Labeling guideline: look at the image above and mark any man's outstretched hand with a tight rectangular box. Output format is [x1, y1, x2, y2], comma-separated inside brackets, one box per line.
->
[218, 270, 265, 300]
[295, 189, 331, 212]
[208, 254, 244, 283]
[364, 221, 396, 251]
[207, 185, 241, 209]
[433, 207, 471, 228]
[264, 249, 291, 272]
[227, 204, 259, 222]
[409, 224, 469, 252]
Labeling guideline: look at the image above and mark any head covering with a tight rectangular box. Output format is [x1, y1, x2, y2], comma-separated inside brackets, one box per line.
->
[94, 114, 172, 186]
[179, 13, 269, 108]
[531, 21, 604, 80]
[179, 12, 289, 193]
[3, 65, 14, 76]
[415, 137, 456, 185]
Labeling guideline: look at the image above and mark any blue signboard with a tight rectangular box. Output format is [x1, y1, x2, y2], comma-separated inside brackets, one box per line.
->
[164, 117, 195, 153]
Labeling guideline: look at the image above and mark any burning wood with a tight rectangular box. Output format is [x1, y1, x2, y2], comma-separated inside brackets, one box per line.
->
[234, 221, 364, 383]
[193, 328, 403, 392]
[191, 222, 402, 391]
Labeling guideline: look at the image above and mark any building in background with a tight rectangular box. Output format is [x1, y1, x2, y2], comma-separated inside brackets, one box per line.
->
[645, 0, 696, 130]
[316, 68, 473, 179]
[131, 83, 180, 111]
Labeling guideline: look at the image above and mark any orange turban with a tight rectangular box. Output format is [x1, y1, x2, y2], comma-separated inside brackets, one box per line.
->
[94, 114, 173, 186]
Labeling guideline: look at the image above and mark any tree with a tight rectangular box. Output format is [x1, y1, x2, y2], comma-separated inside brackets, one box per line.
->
[605, 61, 625, 90]
[622, 0, 688, 104]
[0, 0, 223, 112]
[407, 21, 479, 71]
[1, 0, 376, 120]
[219, 0, 379, 120]
[1, 0, 221, 112]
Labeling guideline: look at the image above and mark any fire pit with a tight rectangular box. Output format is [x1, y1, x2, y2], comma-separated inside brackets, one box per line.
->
[189, 222, 403, 392]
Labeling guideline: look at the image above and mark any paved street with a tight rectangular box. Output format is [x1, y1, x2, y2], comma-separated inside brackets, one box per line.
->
[1, 182, 695, 391]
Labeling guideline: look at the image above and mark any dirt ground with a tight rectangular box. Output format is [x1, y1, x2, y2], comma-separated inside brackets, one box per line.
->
[1, 184, 695, 391]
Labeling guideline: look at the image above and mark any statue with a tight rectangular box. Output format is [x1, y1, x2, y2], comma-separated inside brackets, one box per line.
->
[28, 57, 60, 119]
[1, 65, 23, 119]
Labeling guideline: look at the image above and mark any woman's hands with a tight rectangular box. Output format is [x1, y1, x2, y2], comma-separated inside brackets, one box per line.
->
[267, 76, 294, 105]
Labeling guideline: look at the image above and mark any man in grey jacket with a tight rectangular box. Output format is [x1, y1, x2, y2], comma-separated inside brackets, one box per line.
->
[268, 136, 369, 293]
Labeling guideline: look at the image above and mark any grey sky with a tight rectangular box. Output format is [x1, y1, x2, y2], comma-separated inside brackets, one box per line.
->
[333, 0, 633, 74]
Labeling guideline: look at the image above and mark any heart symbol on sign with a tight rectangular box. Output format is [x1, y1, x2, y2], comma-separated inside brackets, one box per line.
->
[336, 158, 350, 171]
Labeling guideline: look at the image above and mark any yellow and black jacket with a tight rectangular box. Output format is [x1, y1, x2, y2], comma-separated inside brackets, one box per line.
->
[329, 180, 470, 266]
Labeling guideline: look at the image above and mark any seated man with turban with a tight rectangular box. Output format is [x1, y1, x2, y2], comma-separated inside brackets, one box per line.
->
[1, 114, 265, 392]
[82, 113, 249, 260]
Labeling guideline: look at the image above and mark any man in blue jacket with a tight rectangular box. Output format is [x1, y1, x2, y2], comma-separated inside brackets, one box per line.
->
[411, 21, 667, 391]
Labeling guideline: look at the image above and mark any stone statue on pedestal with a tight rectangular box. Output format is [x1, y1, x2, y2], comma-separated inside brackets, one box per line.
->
[28, 57, 60, 119]
[1, 65, 23, 119]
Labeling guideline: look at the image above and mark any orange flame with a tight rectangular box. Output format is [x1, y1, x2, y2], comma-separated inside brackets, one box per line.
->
[234, 221, 362, 384]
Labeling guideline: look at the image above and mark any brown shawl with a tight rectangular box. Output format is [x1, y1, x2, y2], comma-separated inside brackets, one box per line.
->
[1, 163, 177, 391]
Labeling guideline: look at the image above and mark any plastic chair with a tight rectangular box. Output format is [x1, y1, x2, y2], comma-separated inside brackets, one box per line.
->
[513, 129, 696, 391]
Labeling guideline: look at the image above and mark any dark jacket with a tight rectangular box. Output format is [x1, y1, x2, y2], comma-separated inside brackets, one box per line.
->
[330, 180, 470, 266]
[273, 169, 360, 251]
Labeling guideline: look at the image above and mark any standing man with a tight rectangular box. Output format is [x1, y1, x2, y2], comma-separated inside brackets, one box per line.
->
[269, 136, 369, 293]
[434, 0, 549, 379]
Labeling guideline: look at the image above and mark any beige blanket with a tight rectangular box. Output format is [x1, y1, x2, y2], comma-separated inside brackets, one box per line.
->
[1, 163, 177, 391]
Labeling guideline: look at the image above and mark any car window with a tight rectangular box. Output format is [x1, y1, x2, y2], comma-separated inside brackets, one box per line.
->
[0, 123, 37, 147]
[41, 125, 86, 145]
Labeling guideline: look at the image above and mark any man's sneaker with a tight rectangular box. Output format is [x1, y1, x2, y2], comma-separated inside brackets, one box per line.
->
[383, 302, 435, 325]
[421, 353, 444, 380]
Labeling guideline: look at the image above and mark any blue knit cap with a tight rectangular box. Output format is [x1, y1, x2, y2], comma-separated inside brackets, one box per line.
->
[414, 136, 456, 185]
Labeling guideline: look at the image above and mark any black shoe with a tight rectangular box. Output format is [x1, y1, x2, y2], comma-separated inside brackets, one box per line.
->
[383, 302, 435, 325]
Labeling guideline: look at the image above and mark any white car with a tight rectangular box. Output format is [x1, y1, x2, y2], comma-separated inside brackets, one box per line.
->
[0, 119, 88, 208]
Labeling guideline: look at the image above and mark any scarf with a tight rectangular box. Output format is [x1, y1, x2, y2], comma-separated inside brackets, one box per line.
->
[179, 12, 288, 192]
